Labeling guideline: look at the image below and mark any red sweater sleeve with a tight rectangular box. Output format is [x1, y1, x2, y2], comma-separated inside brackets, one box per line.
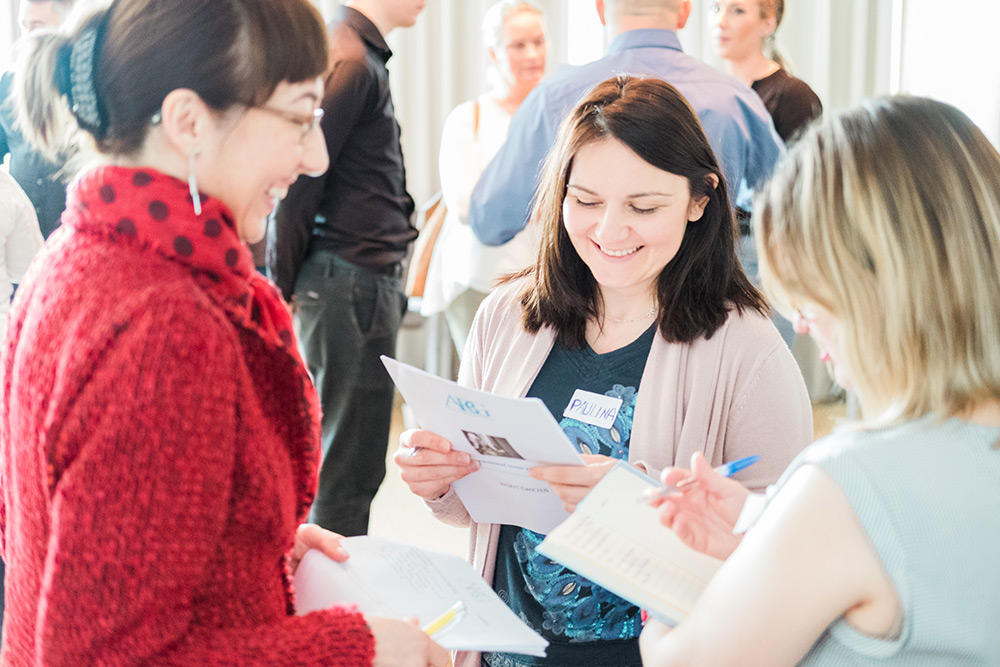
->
[33, 297, 373, 666]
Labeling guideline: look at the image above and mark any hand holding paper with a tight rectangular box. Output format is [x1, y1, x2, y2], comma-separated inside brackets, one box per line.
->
[530, 454, 620, 512]
[294, 536, 547, 656]
[365, 615, 451, 667]
[382, 357, 583, 534]
[394, 429, 481, 501]
[289, 523, 348, 575]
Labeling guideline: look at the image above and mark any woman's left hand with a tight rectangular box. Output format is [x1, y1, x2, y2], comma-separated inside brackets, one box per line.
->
[530, 454, 618, 512]
[289, 523, 349, 575]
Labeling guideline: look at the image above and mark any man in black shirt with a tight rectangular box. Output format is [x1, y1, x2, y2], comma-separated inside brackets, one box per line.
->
[269, 0, 424, 536]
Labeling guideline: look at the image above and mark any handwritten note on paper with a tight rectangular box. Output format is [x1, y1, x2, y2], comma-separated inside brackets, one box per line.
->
[382, 356, 583, 534]
[537, 462, 723, 625]
[294, 536, 548, 656]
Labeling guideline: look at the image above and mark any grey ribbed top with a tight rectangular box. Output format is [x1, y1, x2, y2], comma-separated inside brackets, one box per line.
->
[775, 416, 1000, 666]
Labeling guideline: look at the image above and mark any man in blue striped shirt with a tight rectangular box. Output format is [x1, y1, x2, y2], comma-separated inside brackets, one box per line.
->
[468, 0, 783, 248]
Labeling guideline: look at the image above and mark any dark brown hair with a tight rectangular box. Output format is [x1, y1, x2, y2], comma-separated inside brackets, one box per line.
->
[520, 75, 766, 348]
[17, 0, 328, 159]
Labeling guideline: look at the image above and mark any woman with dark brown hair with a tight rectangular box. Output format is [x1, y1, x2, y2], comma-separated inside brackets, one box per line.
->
[0, 0, 447, 664]
[395, 75, 812, 667]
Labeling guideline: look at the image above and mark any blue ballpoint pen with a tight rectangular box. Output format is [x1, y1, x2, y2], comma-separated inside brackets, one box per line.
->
[640, 454, 760, 502]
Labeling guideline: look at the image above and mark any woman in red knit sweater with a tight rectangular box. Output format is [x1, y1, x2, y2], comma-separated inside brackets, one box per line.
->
[0, 1, 448, 665]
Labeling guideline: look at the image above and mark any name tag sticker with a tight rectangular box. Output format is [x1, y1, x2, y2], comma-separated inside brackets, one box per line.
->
[563, 390, 623, 429]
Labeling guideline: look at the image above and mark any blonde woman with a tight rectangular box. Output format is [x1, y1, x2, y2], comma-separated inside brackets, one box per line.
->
[642, 96, 1000, 664]
[421, 0, 547, 357]
[709, 0, 821, 142]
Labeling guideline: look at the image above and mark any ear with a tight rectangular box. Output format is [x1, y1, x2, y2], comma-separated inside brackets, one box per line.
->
[687, 173, 720, 222]
[676, 0, 693, 29]
[762, 13, 777, 38]
[157, 88, 214, 154]
[487, 46, 499, 66]
[596, 0, 607, 26]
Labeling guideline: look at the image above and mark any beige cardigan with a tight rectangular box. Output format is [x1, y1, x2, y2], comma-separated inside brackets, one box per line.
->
[426, 281, 813, 667]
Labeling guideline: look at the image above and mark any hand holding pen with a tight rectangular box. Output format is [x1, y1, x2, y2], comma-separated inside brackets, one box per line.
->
[641, 455, 759, 502]
[648, 452, 756, 561]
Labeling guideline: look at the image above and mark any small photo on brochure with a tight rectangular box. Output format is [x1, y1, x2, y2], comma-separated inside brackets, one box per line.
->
[462, 430, 524, 460]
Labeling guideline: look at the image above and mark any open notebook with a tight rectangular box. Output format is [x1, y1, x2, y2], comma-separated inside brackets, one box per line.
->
[537, 461, 723, 625]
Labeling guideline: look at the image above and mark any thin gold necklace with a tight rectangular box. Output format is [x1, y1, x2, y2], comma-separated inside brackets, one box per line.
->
[604, 305, 656, 324]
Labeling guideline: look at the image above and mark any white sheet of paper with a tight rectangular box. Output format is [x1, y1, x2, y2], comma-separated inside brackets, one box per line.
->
[382, 356, 583, 534]
[293, 536, 548, 656]
[537, 462, 723, 625]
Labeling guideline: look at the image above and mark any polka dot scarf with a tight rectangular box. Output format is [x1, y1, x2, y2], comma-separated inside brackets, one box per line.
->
[64, 165, 300, 360]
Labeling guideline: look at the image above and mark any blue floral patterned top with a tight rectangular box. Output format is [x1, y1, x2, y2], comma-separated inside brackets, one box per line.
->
[485, 324, 655, 667]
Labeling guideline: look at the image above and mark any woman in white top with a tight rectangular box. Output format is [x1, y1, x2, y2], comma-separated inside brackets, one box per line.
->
[0, 170, 43, 343]
[421, 0, 547, 357]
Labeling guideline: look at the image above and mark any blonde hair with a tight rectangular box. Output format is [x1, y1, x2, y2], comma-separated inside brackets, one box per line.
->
[481, 0, 543, 50]
[756, 96, 1000, 426]
[758, 0, 787, 69]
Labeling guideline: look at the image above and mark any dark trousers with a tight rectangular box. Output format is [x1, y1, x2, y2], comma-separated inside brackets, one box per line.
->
[294, 250, 406, 536]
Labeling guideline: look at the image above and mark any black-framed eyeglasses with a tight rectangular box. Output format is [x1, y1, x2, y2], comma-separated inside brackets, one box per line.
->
[255, 106, 325, 142]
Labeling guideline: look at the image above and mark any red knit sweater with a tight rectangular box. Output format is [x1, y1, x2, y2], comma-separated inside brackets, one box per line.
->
[0, 167, 375, 665]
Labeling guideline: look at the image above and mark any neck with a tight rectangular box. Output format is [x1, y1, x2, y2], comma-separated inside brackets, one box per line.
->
[597, 285, 657, 323]
[491, 79, 535, 114]
[606, 14, 680, 40]
[119, 128, 187, 184]
[957, 399, 1000, 428]
[346, 1, 396, 37]
[587, 289, 658, 354]
[724, 52, 779, 87]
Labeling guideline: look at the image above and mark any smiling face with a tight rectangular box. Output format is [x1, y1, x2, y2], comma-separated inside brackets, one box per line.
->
[198, 77, 328, 243]
[708, 0, 775, 62]
[562, 138, 710, 305]
[491, 10, 547, 90]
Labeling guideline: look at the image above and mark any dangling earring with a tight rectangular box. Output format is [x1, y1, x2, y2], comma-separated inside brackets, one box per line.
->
[188, 147, 202, 216]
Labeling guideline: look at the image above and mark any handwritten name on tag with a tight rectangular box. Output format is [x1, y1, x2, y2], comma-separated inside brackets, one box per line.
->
[563, 390, 622, 429]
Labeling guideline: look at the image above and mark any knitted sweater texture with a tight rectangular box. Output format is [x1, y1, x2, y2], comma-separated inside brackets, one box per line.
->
[0, 167, 375, 665]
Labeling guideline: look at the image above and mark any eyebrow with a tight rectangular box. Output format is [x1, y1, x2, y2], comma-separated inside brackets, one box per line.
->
[567, 183, 676, 198]
[290, 91, 321, 105]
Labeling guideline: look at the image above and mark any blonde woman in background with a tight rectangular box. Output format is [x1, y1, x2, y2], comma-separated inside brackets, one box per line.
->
[709, 0, 821, 143]
[421, 0, 547, 357]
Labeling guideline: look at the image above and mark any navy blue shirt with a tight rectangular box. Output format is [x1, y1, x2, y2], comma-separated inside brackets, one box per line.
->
[485, 325, 655, 667]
